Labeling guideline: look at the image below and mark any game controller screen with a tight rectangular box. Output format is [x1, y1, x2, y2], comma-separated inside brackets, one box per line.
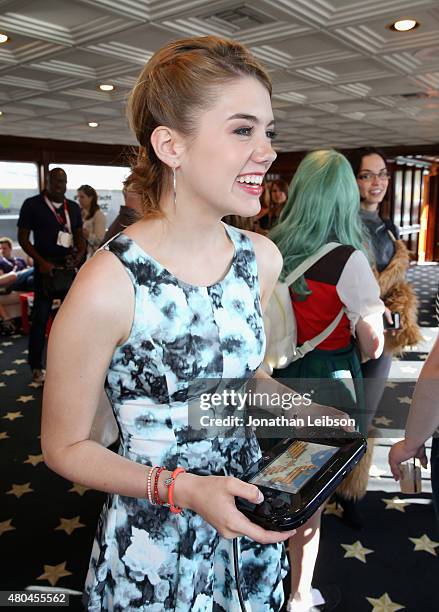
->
[250, 440, 338, 494]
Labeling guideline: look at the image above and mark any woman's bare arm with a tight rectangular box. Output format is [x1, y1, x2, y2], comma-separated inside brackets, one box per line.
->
[41, 250, 156, 497]
[388, 334, 439, 478]
[404, 334, 439, 450]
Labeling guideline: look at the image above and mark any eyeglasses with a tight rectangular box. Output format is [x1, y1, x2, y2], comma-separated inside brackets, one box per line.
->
[357, 171, 391, 181]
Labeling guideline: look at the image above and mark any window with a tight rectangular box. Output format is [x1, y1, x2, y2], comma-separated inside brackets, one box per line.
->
[49, 164, 130, 225]
[411, 169, 422, 226]
[0, 162, 39, 242]
[393, 169, 403, 228]
[403, 170, 413, 227]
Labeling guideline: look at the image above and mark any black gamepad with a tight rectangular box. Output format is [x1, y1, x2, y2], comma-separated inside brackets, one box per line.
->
[236, 433, 366, 531]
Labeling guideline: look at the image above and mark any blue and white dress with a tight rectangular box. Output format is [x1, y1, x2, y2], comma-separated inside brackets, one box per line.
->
[84, 225, 287, 611]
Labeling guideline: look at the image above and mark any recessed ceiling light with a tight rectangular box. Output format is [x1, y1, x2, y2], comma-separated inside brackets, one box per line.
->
[0, 111, 3, 116]
[0, 33, 10, 44]
[389, 19, 419, 32]
[88, 121, 99, 128]
[99, 83, 115, 92]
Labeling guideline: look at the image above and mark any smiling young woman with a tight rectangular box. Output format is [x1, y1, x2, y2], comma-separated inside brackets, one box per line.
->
[41, 36, 296, 612]
[347, 148, 421, 428]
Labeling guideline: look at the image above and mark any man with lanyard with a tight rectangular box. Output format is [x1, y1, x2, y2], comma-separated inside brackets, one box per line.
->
[17, 167, 85, 383]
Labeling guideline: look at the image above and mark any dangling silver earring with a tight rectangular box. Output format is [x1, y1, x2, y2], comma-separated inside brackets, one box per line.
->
[172, 166, 177, 207]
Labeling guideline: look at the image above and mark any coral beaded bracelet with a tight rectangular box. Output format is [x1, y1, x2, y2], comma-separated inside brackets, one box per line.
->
[163, 467, 186, 514]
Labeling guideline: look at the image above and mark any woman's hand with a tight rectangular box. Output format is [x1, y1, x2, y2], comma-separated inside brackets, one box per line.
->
[175, 473, 296, 544]
[384, 307, 398, 337]
[356, 317, 382, 360]
[388, 439, 428, 480]
[83, 227, 89, 239]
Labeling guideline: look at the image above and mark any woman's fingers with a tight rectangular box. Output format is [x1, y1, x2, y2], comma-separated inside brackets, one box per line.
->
[388, 440, 428, 480]
[225, 504, 296, 543]
[198, 476, 295, 543]
[231, 511, 296, 544]
[388, 443, 405, 480]
[225, 476, 264, 504]
[416, 445, 428, 469]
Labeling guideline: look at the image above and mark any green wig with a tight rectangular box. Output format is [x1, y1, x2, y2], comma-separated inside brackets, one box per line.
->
[270, 149, 368, 295]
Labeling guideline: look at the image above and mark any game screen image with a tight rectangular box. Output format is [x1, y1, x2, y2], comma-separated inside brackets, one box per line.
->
[250, 440, 338, 494]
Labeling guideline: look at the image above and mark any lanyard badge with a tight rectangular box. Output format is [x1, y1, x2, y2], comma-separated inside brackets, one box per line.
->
[44, 196, 73, 249]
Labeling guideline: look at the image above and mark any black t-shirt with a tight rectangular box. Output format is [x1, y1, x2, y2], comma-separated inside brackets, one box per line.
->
[17, 193, 82, 258]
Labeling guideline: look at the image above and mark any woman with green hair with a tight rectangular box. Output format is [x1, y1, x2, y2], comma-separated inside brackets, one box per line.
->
[269, 149, 384, 612]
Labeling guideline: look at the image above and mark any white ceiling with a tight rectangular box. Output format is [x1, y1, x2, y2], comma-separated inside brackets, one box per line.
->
[1, 0, 439, 151]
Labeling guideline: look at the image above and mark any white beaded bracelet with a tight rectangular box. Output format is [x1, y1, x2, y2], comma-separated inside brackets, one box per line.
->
[147, 465, 159, 503]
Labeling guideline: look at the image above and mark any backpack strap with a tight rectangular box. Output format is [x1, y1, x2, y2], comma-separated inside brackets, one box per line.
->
[293, 308, 345, 360]
[283, 242, 345, 360]
[284, 242, 340, 286]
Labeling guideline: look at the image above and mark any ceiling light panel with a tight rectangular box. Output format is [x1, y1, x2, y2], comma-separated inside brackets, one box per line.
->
[1, 0, 439, 149]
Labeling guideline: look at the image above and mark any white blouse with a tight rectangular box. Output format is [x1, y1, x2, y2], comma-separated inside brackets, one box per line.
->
[83, 209, 106, 256]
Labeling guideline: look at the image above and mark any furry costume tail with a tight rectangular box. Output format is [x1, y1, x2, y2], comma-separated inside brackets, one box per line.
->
[384, 281, 423, 353]
[336, 437, 375, 501]
[375, 240, 422, 354]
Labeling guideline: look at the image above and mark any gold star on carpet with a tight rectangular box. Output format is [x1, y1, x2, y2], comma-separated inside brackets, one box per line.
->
[24, 454, 44, 467]
[0, 350, 3, 355]
[324, 502, 343, 518]
[397, 396, 411, 405]
[382, 497, 411, 512]
[13, 359, 27, 365]
[0, 431, 9, 440]
[1, 369, 17, 376]
[22, 349, 28, 354]
[385, 382, 397, 388]
[1, 341, 12, 347]
[28, 381, 41, 388]
[374, 416, 392, 426]
[341, 540, 373, 563]
[3, 411, 23, 421]
[366, 593, 404, 611]
[69, 483, 91, 496]
[6, 482, 33, 498]
[0, 519, 15, 536]
[55, 516, 85, 535]
[37, 562, 72, 587]
[17, 395, 34, 403]
[0, 381, 5, 387]
[409, 534, 439, 556]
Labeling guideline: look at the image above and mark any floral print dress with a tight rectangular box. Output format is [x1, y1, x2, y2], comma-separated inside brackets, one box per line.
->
[83, 225, 287, 611]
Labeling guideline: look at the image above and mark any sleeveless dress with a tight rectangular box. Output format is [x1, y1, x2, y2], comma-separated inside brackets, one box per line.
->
[83, 225, 288, 611]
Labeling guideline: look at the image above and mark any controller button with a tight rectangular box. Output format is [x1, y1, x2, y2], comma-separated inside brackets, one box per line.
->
[272, 497, 289, 509]
[256, 501, 273, 516]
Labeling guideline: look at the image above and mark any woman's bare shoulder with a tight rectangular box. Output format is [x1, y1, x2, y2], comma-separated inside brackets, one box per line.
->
[74, 249, 131, 296]
[58, 249, 134, 341]
[240, 229, 283, 273]
[238, 229, 283, 306]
